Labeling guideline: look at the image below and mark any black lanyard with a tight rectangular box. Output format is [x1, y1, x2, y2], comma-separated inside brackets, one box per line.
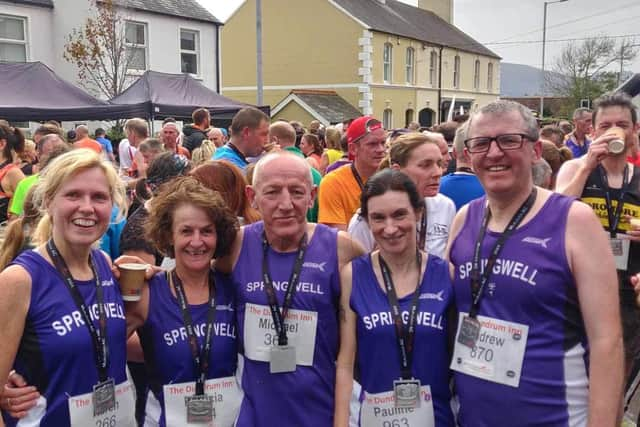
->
[417, 199, 428, 251]
[169, 269, 216, 396]
[261, 232, 308, 346]
[469, 188, 537, 318]
[599, 164, 629, 238]
[227, 143, 248, 164]
[379, 250, 423, 380]
[46, 239, 109, 382]
[351, 164, 365, 190]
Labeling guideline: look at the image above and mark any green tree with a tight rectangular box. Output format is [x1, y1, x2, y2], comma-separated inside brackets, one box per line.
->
[63, 0, 135, 100]
[547, 36, 638, 113]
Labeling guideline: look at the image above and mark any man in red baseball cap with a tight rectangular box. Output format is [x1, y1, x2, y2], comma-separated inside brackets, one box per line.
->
[318, 116, 387, 230]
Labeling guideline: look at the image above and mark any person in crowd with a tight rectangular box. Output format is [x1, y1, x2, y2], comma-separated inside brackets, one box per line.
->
[319, 116, 386, 231]
[73, 125, 102, 154]
[94, 128, 115, 163]
[324, 134, 351, 174]
[336, 169, 455, 426]
[160, 122, 190, 159]
[129, 138, 164, 180]
[119, 118, 149, 177]
[0, 124, 25, 224]
[183, 108, 211, 152]
[565, 107, 593, 158]
[9, 139, 70, 219]
[17, 140, 37, 176]
[290, 121, 305, 147]
[349, 132, 455, 258]
[448, 99, 622, 426]
[299, 133, 323, 170]
[213, 107, 270, 171]
[190, 160, 261, 225]
[32, 124, 63, 145]
[215, 151, 365, 426]
[308, 120, 322, 135]
[124, 176, 242, 427]
[558, 120, 573, 137]
[424, 130, 452, 174]
[431, 121, 458, 174]
[556, 93, 640, 378]
[319, 127, 346, 175]
[407, 121, 421, 131]
[268, 121, 322, 222]
[207, 128, 226, 148]
[65, 129, 77, 144]
[539, 140, 572, 189]
[190, 138, 216, 167]
[0, 149, 135, 425]
[532, 158, 553, 189]
[0, 188, 40, 271]
[439, 122, 485, 211]
[540, 125, 565, 149]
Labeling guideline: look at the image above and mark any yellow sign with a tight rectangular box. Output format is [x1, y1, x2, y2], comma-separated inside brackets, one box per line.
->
[581, 197, 640, 232]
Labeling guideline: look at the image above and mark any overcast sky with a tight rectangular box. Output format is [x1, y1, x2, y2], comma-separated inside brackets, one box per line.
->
[199, 0, 640, 75]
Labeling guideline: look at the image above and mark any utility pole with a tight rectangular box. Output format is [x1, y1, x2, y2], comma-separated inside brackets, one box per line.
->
[618, 44, 624, 87]
[256, 0, 263, 105]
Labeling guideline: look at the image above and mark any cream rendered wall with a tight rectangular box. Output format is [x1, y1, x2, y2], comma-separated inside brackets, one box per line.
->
[272, 101, 316, 125]
[221, 0, 363, 109]
[0, 2, 54, 66]
[417, 0, 453, 23]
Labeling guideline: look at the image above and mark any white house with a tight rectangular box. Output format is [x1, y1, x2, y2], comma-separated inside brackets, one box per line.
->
[0, 0, 222, 95]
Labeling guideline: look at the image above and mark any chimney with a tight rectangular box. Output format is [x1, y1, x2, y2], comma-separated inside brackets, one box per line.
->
[418, 0, 453, 23]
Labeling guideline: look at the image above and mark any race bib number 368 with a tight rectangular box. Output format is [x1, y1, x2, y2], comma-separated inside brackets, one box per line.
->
[243, 303, 318, 366]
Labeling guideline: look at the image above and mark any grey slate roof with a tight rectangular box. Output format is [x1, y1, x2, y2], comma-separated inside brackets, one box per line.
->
[333, 0, 499, 59]
[2, 0, 53, 7]
[289, 90, 362, 123]
[110, 0, 220, 24]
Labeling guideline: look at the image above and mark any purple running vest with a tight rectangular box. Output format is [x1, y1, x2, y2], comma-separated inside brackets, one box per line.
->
[350, 254, 455, 426]
[233, 222, 340, 427]
[450, 193, 588, 427]
[4, 249, 128, 426]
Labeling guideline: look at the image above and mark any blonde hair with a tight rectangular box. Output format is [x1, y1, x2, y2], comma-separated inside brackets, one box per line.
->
[32, 149, 126, 245]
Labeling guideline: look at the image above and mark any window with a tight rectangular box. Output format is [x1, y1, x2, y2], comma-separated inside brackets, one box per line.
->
[125, 21, 147, 71]
[405, 47, 414, 84]
[487, 63, 494, 92]
[180, 29, 199, 75]
[473, 59, 480, 90]
[383, 43, 393, 83]
[0, 15, 27, 62]
[429, 51, 438, 86]
[383, 109, 393, 129]
[453, 55, 460, 88]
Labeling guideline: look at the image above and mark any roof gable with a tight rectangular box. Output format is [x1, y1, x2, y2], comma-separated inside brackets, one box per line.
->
[332, 0, 499, 58]
[2, 0, 53, 8]
[273, 90, 362, 124]
[110, 0, 220, 24]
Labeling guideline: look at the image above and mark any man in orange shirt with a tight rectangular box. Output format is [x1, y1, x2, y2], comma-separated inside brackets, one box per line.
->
[318, 116, 386, 230]
[72, 125, 102, 154]
[161, 122, 190, 159]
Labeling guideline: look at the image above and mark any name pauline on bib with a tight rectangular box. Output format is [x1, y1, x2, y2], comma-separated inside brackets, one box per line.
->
[51, 302, 126, 336]
[245, 280, 324, 295]
[458, 258, 538, 286]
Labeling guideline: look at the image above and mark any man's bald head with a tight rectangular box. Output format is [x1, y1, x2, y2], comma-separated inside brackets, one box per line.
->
[269, 122, 296, 148]
[75, 125, 89, 139]
[253, 151, 313, 189]
[207, 128, 225, 147]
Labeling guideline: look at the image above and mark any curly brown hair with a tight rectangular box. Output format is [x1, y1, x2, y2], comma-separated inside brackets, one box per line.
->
[144, 176, 239, 258]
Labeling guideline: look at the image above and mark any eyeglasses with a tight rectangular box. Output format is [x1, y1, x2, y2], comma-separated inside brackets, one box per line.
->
[464, 133, 534, 153]
[352, 118, 383, 144]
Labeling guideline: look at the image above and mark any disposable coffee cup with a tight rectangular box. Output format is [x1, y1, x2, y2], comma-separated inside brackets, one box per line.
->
[118, 263, 147, 301]
[607, 127, 626, 155]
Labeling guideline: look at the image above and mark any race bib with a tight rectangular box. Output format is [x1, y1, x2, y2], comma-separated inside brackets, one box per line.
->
[360, 385, 434, 427]
[68, 380, 136, 427]
[243, 303, 318, 366]
[163, 376, 243, 427]
[451, 314, 529, 387]
[610, 236, 630, 271]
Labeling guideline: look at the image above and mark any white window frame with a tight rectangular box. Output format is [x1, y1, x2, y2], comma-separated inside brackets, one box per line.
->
[473, 59, 480, 90]
[405, 47, 414, 84]
[179, 28, 200, 76]
[383, 109, 393, 129]
[383, 43, 393, 84]
[453, 55, 460, 89]
[487, 62, 494, 92]
[124, 20, 148, 73]
[0, 14, 28, 62]
[429, 51, 437, 87]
